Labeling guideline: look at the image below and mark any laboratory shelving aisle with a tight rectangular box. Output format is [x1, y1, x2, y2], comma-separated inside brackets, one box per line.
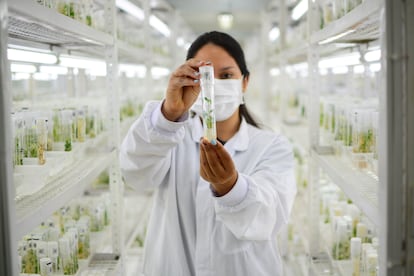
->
[268, 0, 414, 275]
[0, 0, 175, 275]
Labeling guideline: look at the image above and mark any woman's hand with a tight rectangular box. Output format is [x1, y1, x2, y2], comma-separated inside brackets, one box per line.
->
[162, 59, 206, 121]
[200, 138, 238, 196]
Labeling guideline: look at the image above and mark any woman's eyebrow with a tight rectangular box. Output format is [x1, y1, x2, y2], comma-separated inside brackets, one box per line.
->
[218, 66, 236, 71]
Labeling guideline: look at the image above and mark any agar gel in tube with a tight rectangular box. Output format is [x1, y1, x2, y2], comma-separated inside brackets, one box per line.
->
[199, 65, 217, 141]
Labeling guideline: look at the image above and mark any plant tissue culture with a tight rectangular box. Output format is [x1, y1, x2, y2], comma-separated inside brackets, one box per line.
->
[200, 65, 216, 141]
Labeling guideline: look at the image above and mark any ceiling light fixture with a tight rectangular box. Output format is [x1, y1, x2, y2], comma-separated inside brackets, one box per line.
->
[269, 26, 280, 41]
[217, 12, 234, 30]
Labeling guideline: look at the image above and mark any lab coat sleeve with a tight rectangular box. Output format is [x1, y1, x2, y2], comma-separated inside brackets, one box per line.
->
[119, 100, 188, 191]
[214, 135, 297, 241]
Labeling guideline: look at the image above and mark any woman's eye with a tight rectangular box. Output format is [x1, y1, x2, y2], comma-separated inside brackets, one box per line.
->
[220, 73, 233, 79]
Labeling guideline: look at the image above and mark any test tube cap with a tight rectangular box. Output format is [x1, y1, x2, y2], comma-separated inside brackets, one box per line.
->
[199, 65, 214, 84]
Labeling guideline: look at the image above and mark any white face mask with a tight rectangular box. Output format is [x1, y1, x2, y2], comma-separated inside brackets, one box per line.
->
[191, 79, 243, 122]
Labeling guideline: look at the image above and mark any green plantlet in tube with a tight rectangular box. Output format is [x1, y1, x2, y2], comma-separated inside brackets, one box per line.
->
[200, 65, 216, 141]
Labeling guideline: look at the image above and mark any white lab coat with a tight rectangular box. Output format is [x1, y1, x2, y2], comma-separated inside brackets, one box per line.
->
[120, 101, 297, 276]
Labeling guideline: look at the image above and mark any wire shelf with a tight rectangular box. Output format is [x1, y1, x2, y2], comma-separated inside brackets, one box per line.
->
[8, 0, 113, 49]
[312, 152, 379, 227]
[311, 0, 382, 45]
[336, 15, 380, 44]
[15, 149, 115, 239]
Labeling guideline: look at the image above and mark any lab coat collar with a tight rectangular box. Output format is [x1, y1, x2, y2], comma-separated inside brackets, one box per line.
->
[191, 115, 249, 152]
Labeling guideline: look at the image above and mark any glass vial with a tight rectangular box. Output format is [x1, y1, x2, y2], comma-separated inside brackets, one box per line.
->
[76, 109, 86, 142]
[36, 117, 48, 165]
[47, 241, 59, 273]
[62, 110, 73, 151]
[200, 65, 217, 141]
[40, 257, 53, 276]
[351, 237, 361, 276]
[13, 113, 25, 166]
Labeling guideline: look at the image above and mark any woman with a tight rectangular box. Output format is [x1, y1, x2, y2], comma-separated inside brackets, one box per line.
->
[120, 31, 296, 276]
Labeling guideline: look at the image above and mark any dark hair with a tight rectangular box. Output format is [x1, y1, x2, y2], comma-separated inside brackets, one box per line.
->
[186, 31, 261, 128]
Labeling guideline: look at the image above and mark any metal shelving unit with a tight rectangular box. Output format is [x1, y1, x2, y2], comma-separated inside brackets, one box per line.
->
[270, 0, 414, 275]
[305, 1, 383, 275]
[6, 0, 119, 244]
[0, 0, 157, 274]
[0, 0, 178, 273]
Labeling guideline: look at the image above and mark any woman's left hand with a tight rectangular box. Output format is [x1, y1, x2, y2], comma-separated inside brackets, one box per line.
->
[200, 138, 238, 196]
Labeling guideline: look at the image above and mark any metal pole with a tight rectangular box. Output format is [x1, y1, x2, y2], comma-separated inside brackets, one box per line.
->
[382, 0, 414, 274]
[405, 0, 414, 274]
[0, 0, 18, 274]
[260, 10, 271, 123]
[104, 0, 124, 261]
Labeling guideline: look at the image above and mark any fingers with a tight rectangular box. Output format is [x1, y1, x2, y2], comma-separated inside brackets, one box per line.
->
[171, 59, 203, 80]
[168, 59, 203, 97]
[200, 139, 219, 178]
[199, 138, 238, 196]
[199, 142, 213, 180]
[163, 59, 210, 120]
[170, 59, 211, 85]
[200, 138, 234, 178]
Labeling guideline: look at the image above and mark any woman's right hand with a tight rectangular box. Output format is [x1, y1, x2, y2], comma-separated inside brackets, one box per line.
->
[161, 59, 205, 121]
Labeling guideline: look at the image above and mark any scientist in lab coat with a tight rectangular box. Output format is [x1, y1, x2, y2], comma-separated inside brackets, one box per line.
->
[120, 31, 297, 276]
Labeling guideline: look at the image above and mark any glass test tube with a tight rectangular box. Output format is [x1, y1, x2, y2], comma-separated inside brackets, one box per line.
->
[199, 65, 217, 141]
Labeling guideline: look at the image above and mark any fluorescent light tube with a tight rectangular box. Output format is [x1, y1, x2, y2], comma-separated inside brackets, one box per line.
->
[119, 64, 146, 78]
[319, 52, 360, 68]
[150, 15, 171, 37]
[10, 63, 37, 73]
[8, 49, 57, 64]
[319, 29, 355, 45]
[369, 63, 381, 72]
[116, 0, 170, 37]
[353, 65, 365, 74]
[116, 0, 144, 20]
[332, 66, 349, 74]
[33, 72, 58, 81]
[39, 65, 68, 75]
[151, 66, 170, 79]
[59, 56, 106, 71]
[12, 73, 31, 80]
[364, 49, 381, 62]
[292, 0, 308, 21]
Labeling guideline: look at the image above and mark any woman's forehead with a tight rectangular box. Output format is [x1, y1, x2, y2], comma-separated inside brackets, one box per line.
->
[194, 44, 240, 72]
[195, 44, 233, 61]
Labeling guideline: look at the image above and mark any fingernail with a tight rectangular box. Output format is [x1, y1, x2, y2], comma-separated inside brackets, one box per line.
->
[194, 79, 199, 83]
[205, 61, 212, 65]
[211, 139, 217, 145]
[194, 71, 200, 76]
